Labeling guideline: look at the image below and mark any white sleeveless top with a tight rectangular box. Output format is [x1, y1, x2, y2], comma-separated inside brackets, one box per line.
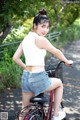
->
[22, 32, 46, 66]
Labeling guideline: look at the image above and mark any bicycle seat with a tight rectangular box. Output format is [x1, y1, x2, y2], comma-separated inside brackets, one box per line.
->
[30, 93, 48, 103]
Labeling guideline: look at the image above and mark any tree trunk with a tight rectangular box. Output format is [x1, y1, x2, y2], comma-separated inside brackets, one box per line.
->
[0, 23, 12, 44]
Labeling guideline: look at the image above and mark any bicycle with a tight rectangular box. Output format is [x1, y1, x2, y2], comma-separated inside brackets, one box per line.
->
[16, 61, 67, 120]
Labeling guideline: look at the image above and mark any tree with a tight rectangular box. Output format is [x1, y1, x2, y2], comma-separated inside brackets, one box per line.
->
[0, 0, 80, 44]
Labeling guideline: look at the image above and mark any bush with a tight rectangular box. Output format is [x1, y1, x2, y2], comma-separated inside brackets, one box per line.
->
[0, 59, 22, 92]
[0, 29, 24, 91]
[50, 18, 80, 48]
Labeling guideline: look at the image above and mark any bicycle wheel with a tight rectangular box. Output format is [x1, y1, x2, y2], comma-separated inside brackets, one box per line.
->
[16, 103, 44, 120]
[29, 114, 43, 120]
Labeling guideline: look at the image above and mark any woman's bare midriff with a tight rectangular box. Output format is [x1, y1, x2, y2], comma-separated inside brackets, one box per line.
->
[25, 66, 45, 72]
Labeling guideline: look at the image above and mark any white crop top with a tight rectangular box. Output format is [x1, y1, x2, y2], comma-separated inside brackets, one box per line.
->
[22, 32, 46, 66]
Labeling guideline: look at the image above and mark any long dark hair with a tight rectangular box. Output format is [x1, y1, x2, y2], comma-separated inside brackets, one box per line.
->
[33, 9, 51, 27]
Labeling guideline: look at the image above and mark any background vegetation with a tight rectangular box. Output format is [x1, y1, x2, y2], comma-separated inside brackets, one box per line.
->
[0, 0, 80, 91]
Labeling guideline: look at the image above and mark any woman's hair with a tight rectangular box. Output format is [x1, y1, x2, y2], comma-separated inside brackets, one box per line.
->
[33, 9, 51, 27]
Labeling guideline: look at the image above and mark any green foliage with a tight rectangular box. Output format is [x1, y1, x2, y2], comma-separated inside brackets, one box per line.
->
[61, 18, 80, 41]
[0, 41, 23, 91]
[53, 18, 80, 47]
[60, 4, 80, 28]
[3, 27, 26, 43]
[0, 58, 22, 92]
[0, 0, 80, 33]
[3, 18, 33, 43]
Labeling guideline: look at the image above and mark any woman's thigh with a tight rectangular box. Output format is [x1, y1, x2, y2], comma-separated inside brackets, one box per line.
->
[22, 92, 35, 107]
[44, 77, 63, 93]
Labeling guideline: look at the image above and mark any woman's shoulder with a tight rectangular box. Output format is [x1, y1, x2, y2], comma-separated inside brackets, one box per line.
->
[36, 35, 47, 41]
[35, 35, 50, 49]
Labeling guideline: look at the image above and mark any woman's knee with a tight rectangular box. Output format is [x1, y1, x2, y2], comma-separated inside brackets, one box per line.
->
[56, 78, 63, 86]
[51, 78, 63, 89]
[53, 78, 63, 90]
[45, 78, 63, 92]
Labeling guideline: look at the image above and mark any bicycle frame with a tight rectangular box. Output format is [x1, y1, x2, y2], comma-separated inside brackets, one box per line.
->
[44, 61, 64, 120]
[16, 61, 64, 120]
[46, 90, 54, 120]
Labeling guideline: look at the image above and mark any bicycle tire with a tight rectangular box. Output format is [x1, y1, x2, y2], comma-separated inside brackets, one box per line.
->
[29, 114, 43, 120]
[19, 104, 44, 120]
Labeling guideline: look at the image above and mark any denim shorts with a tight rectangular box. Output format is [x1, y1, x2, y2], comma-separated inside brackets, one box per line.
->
[22, 70, 51, 96]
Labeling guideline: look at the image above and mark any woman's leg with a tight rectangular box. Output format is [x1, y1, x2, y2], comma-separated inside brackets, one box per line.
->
[44, 78, 63, 116]
[22, 92, 34, 109]
[19, 92, 34, 120]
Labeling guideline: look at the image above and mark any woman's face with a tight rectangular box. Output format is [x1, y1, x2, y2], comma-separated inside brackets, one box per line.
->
[36, 22, 49, 36]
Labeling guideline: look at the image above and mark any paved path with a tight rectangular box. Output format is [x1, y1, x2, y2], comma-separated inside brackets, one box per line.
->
[62, 40, 80, 119]
[0, 40, 80, 120]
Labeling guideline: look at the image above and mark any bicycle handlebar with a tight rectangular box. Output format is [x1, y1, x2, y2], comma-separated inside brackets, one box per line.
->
[46, 60, 73, 80]
[55, 61, 64, 71]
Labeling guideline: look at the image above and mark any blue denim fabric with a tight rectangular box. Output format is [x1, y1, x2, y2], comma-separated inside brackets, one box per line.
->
[22, 70, 51, 96]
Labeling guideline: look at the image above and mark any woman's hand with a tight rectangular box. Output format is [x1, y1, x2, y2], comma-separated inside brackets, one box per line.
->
[65, 60, 73, 67]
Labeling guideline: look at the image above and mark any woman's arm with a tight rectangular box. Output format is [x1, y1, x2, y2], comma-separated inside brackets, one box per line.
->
[12, 43, 26, 69]
[35, 36, 73, 65]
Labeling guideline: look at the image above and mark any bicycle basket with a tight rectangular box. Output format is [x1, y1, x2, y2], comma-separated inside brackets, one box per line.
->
[45, 61, 63, 81]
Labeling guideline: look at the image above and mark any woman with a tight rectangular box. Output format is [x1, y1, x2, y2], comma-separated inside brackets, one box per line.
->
[13, 9, 73, 120]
